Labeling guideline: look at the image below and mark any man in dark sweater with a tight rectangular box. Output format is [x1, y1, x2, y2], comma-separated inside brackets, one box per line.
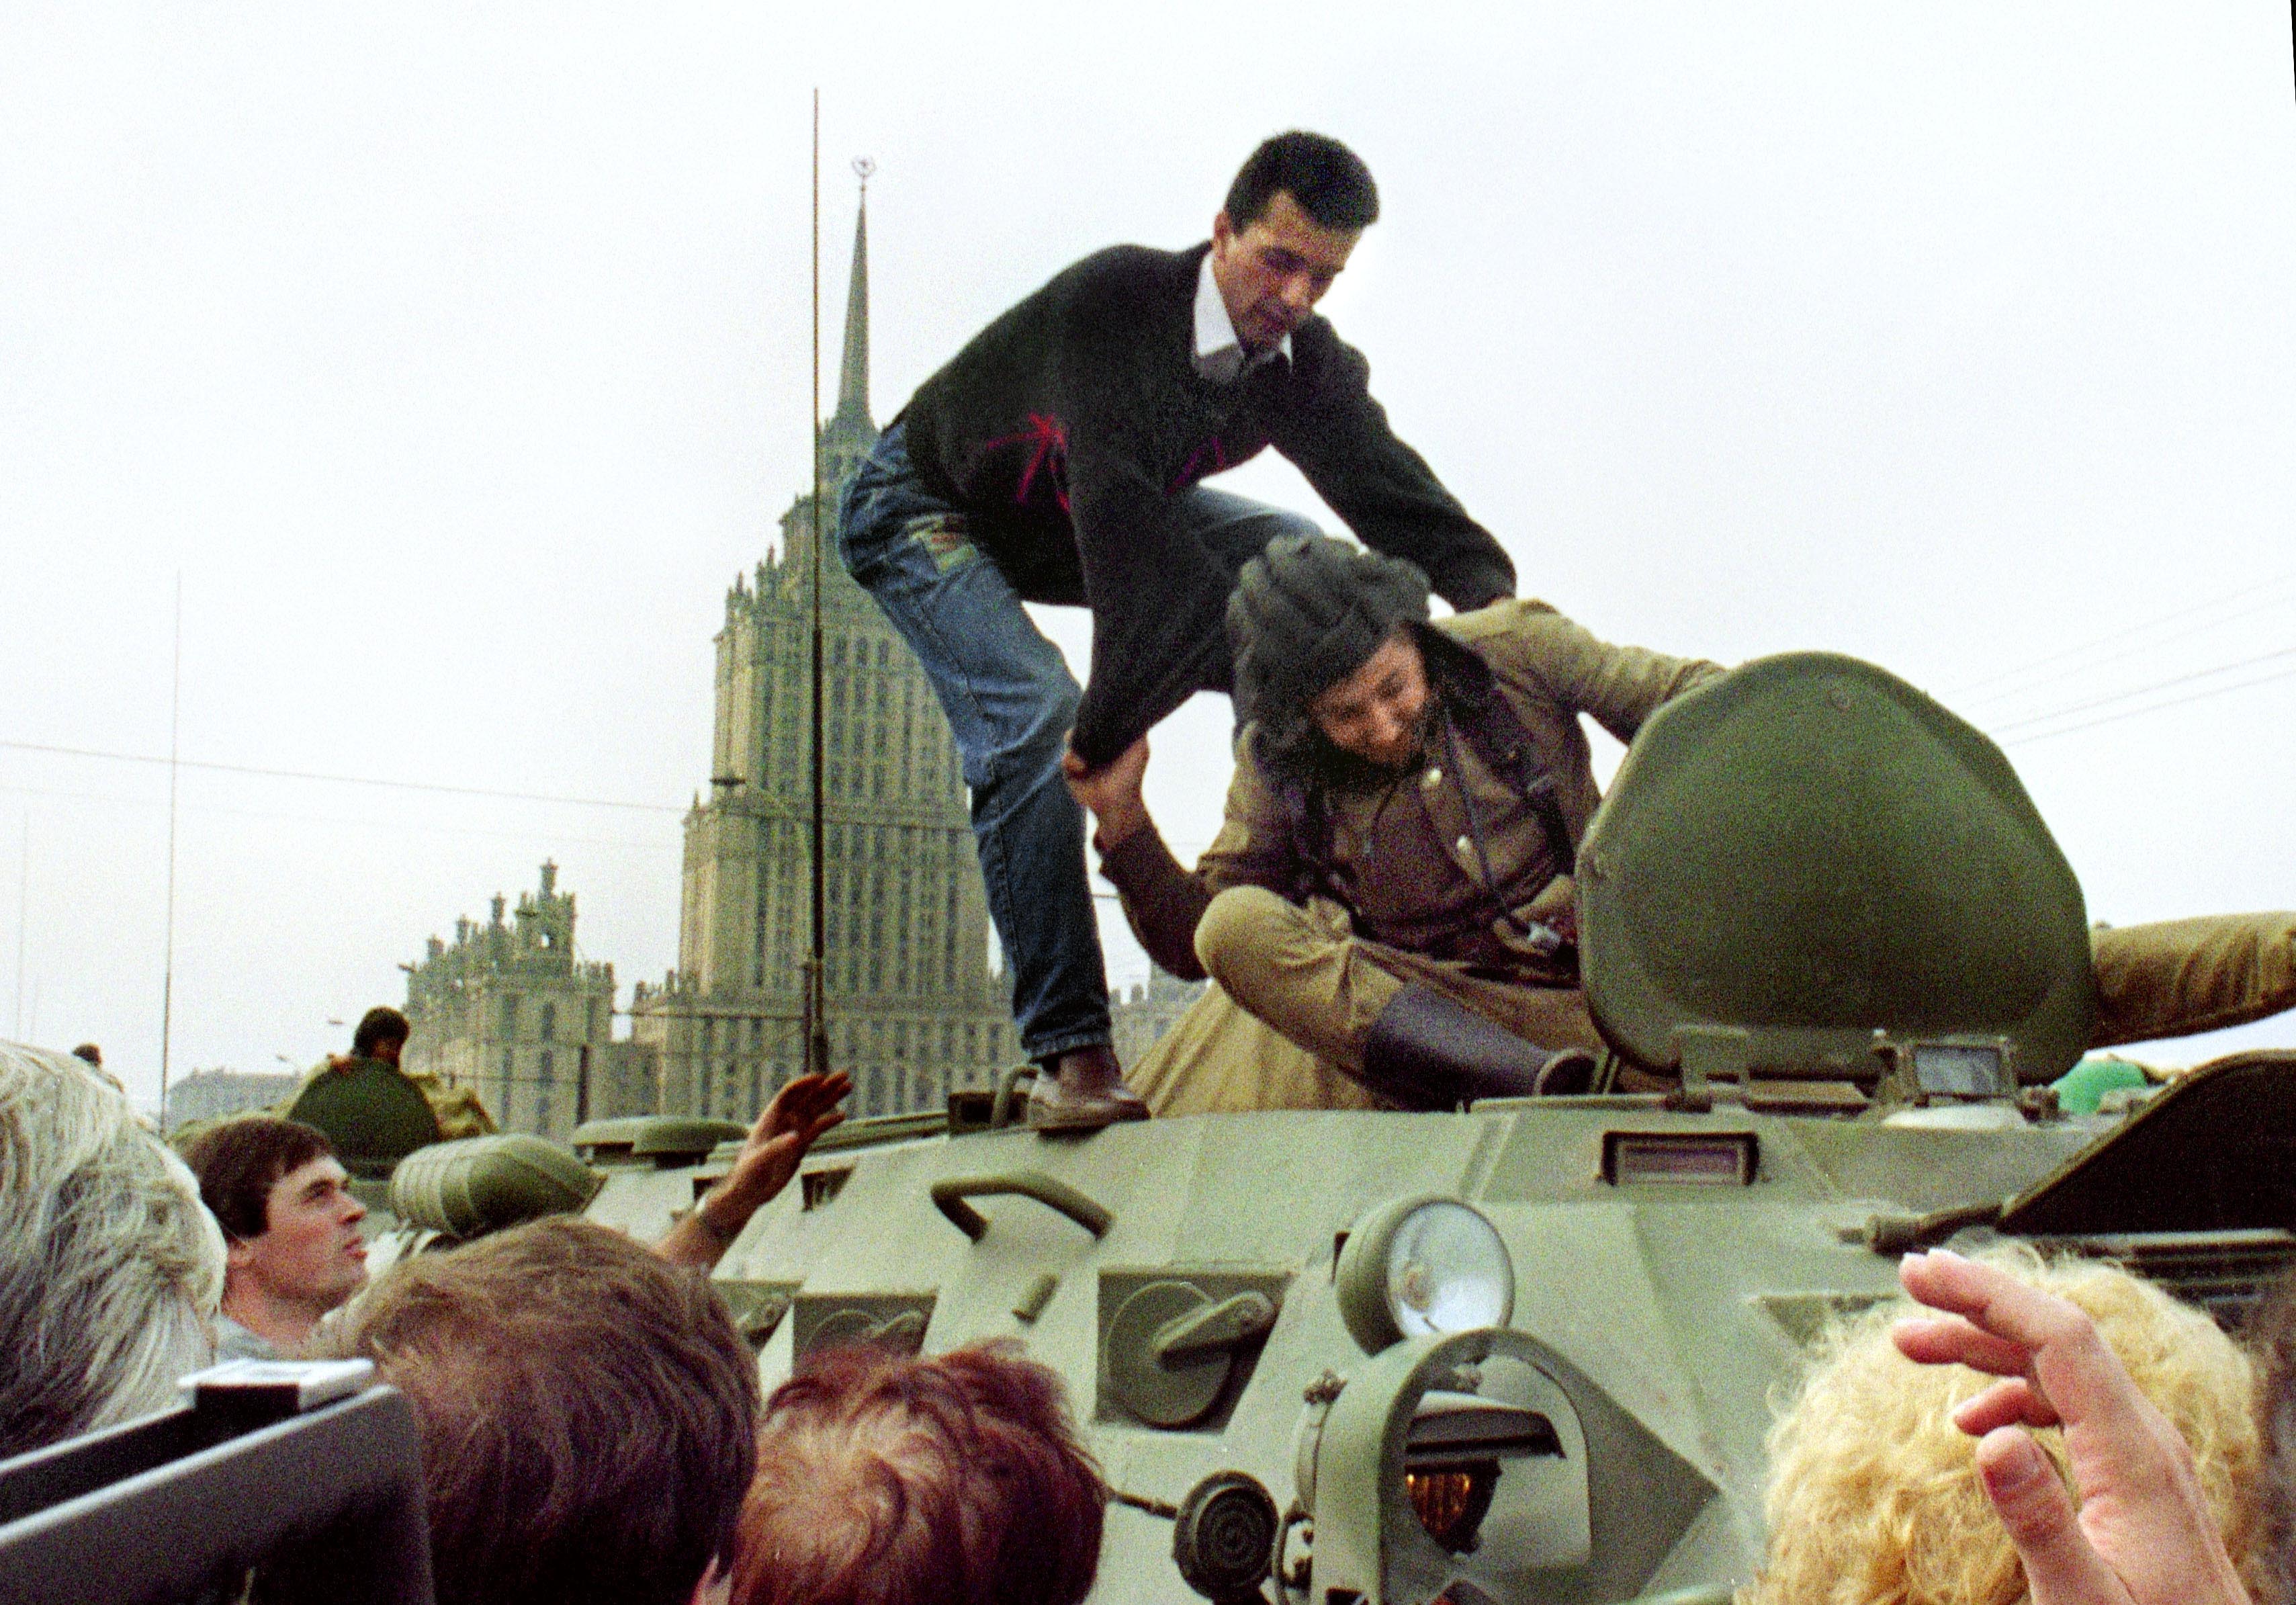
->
[838, 132, 1515, 1129]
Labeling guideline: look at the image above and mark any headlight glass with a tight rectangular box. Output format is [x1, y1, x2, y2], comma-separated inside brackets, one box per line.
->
[1386, 1201, 1513, 1338]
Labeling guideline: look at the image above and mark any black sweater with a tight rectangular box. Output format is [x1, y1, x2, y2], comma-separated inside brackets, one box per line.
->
[897, 243, 1515, 767]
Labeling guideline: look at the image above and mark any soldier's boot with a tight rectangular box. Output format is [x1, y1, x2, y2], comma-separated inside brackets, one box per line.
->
[1358, 985, 1598, 1109]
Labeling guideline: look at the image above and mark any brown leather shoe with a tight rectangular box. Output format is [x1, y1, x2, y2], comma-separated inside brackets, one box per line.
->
[1026, 1047, 1151, 1131]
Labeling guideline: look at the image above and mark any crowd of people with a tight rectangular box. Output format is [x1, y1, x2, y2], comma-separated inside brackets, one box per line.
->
[3, 1026, 2293, 1605]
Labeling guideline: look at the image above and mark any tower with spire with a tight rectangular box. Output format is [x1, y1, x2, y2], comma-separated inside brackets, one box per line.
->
[627, 174, 1019, 1122]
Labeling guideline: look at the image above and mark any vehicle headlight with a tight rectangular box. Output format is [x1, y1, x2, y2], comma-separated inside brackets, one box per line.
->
[1335, 1197, 1514, 1354]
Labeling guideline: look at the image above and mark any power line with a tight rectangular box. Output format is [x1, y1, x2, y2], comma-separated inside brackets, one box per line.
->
[1939, 570, 2296, 704]
[0, 738, 685, 814]
[1951, 583, 2296, 711]
[1986, 644, 2296, 735]
[0, 782, 680, 855]
[2000, 660, 2296, 746]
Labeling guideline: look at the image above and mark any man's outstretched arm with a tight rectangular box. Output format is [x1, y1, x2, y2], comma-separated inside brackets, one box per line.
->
[1894, 1248, 2250, 1605]
[658, 1070, 851, 1272]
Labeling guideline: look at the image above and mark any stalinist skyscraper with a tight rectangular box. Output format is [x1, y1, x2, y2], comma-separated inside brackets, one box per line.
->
[629, 187, 1019, 1121]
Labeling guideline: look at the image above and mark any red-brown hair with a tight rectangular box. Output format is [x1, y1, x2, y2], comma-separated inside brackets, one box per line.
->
[734, 1340, 1106, 1605]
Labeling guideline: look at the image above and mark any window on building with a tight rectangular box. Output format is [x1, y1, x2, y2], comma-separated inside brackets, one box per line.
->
[539, 1002, 556, 1042]
[500, 996, 519, 1037]
[539, 1050, 554, 1086]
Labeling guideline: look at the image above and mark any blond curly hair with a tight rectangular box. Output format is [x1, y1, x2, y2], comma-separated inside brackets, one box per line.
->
[1740, 1247, 2262, 1605]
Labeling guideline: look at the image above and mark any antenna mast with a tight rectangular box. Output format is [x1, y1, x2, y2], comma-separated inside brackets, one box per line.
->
[159, 573, 183, 1129]
[801, 91, 832, 1086]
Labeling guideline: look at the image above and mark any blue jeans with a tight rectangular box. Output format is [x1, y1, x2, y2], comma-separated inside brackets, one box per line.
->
[838, 420, 1319, 1059]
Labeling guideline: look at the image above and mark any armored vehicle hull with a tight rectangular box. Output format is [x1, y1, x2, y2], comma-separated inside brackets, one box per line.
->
[694, 1083, 2281, 1605]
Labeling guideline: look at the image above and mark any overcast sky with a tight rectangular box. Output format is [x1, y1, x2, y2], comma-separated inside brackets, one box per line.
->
[4, 3, 2293, 1111]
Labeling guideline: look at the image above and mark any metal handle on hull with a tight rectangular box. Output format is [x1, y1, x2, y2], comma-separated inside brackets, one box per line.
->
[932, 1171, 1112, 1242]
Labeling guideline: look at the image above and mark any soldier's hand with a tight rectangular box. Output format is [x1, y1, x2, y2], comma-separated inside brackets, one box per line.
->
[1063, 736, 1152, 846]
[1893, 1248, 2249, 1605]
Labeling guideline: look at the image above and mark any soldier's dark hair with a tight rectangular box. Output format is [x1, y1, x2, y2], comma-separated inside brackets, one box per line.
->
[352, 1004, 410, 1056]
[1225, 131, 1380, 231]
[733, 1340, 1106, 1605]
[180, 1116, 337, 1242]
[323, 1215, 760, 1605]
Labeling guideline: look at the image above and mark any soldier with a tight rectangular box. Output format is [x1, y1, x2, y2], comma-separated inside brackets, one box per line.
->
[1075, 537, 2296, 1115]
[320, 1003, 494, 1139]
[1067, 535, 1719, 1112]
[840, 132, 1515, 1129]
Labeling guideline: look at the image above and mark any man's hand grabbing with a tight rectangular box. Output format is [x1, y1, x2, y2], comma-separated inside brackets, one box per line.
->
[1062, 736, 1153, 848]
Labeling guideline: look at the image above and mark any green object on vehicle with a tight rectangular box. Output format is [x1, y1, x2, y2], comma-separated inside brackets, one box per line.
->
[390, 1134, 603, 1240]
[1580, 652, 2097, 1087]
[2051, 1055, 2155, 1115]
[285, 1058, 441, 1181]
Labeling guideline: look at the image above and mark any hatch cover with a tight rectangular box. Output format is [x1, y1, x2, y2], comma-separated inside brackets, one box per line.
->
[1579, 652, 2096, 1084]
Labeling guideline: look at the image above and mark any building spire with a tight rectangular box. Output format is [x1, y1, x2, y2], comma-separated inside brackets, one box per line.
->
[830, 159, 874, 437]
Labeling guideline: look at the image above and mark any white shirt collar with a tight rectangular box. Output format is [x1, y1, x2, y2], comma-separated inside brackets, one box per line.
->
[1194, 249, 1290, 383]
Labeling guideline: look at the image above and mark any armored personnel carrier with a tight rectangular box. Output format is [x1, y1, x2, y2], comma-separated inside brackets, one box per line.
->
[343, 654, 2296, 1605]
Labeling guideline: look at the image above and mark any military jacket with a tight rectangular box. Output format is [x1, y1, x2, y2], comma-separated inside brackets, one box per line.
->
[1100, 600, 1723, 980]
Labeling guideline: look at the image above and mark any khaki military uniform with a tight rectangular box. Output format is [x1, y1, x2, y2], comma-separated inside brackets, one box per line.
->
[1103, 601, 1724, 1114]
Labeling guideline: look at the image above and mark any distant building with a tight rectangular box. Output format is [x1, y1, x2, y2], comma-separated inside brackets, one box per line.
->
[1111, 969, 1208, 1069]
[400, 861, 648, 1141]
[165, 1068, 301, 1129]
[628, 188, 1018, 1123]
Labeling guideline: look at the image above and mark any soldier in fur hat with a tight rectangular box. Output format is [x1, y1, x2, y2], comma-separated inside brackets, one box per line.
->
[1068, 533, 1722, 1110]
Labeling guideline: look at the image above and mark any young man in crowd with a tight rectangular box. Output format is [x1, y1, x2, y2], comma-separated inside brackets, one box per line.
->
[840, 131, 1515, 1129]
[181, 1116, 369, 1359]
[324, 1216, 758, 1605]
[1068, 534, 1717, 1113]
[734, 1340, 1106, 1605]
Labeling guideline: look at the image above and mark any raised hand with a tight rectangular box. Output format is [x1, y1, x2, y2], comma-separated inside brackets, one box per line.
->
[1892, 1248, 2250, 1605]
[717, 1070, 852, 1222]
[660, 1070, 851, 1270]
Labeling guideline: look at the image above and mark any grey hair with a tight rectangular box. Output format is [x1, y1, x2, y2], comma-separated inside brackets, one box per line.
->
[0, 1039, 225, 1457]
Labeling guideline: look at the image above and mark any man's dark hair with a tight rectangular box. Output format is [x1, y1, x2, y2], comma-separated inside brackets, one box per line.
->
[323, 1215, 759, 1605]
[1225, 130, 1379, 231]
[69, 1042, 101, 1067]
[180, 1116, 336, 1242]
[352, 1005, 410, 1056]
[733, 1340, 1106, 1605]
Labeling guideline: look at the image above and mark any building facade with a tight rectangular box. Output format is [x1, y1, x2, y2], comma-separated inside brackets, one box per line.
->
[629, 192, 1018, 1122]
[164, 1068, 302, 1129]
[400, 861, 646, 1141]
